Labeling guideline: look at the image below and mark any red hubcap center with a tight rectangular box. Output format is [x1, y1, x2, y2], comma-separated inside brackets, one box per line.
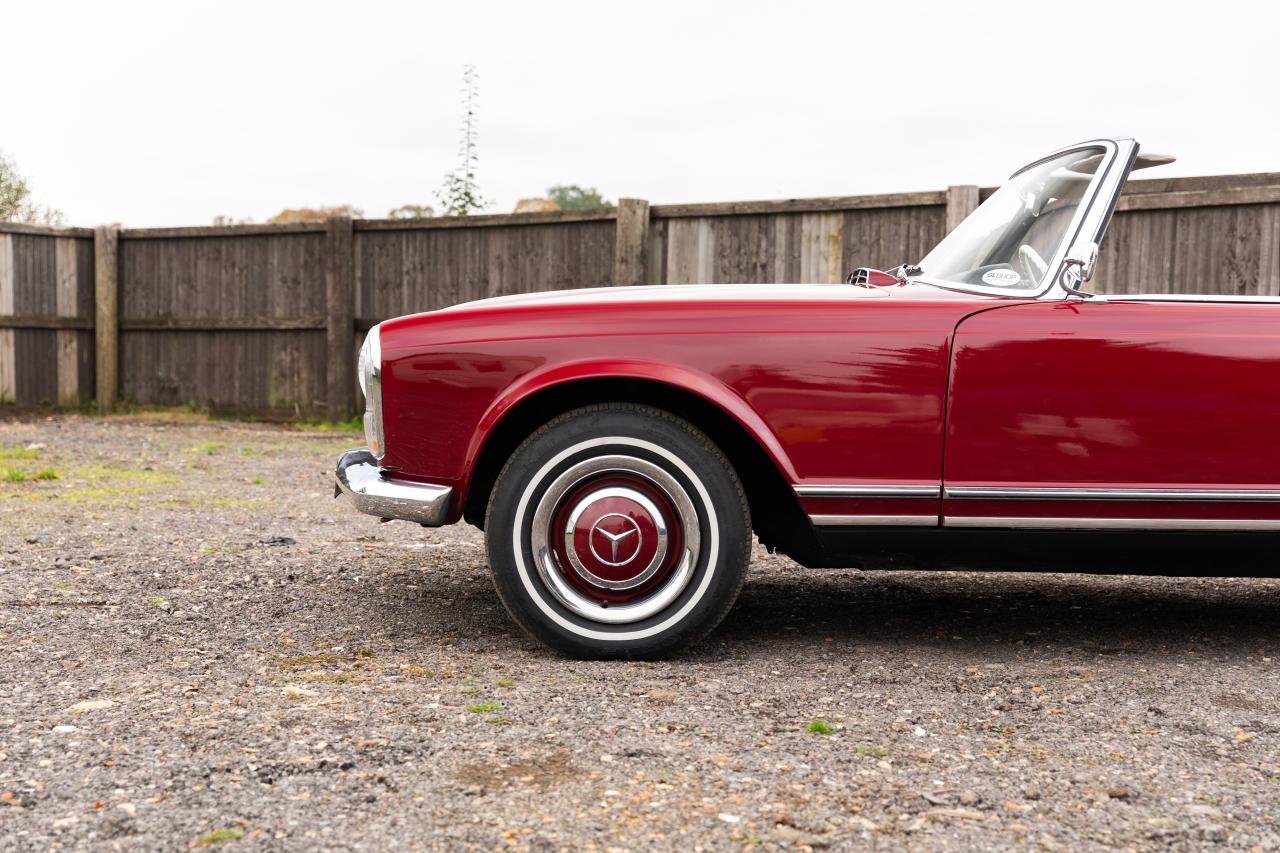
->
[549, 475, 685, 604]
[571, 496, 658, 583]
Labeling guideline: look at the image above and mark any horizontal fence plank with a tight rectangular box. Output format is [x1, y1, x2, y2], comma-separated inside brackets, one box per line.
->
[0, 315, 93, 330]
[0, 222, 95, 239]
[1115, 186, 1280, 212]
[120, 222, 328, 239]
[358, 208, 618, 231]
[120, 318, 326, 331]
[651, 191, 946, 220]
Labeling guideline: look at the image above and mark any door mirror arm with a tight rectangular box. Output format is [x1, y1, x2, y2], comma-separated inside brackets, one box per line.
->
[1059, 241, 1104, 301]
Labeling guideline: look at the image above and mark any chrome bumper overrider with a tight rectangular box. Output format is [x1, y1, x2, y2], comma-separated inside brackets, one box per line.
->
[334, 449, 453, 526]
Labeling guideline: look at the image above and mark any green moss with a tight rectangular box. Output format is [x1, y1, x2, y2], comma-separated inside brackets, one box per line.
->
[468, 700, 501, 714]
[201, 543, 239, 555]
[195, 828, 244, 846]
[186, 442, 225, 455]
[295, 416, 363, 434]
[807, 719, 835, 735]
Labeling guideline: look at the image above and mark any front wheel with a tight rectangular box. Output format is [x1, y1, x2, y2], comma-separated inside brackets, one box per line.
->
[485, 404, 751, 658]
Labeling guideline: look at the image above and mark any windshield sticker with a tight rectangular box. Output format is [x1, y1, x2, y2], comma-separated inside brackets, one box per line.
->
[981, 269, 1022, 286]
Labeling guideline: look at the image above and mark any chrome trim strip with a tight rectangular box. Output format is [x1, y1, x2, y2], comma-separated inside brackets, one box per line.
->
[945, 486, 1280, 502]
[945, 516, 1280, 531]
[795, 485, 941, 498]
[810, 514, 938, 527]
[335, 448, 452, 526]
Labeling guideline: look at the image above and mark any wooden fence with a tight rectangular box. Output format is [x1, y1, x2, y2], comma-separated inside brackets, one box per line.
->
[1, 171, 1278, 418]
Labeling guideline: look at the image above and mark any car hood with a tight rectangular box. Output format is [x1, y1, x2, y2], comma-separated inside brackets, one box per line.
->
[436, 281, 973, 311]
[379, 280, 998, 350]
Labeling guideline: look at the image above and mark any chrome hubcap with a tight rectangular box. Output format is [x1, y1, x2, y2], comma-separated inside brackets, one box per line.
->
[530, 454, 700, 624]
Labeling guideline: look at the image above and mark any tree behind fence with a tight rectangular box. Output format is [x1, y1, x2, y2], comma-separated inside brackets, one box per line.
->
[1, 172, 1277, 418]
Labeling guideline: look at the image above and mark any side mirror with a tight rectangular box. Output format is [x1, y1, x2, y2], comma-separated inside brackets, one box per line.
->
[1060, 241, 1099, 298]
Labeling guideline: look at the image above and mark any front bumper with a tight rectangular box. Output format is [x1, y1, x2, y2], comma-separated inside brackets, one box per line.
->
[334, 449, 453, 526]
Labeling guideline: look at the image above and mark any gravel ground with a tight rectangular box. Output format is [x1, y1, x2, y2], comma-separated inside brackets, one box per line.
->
[4, 414, 1280, 851]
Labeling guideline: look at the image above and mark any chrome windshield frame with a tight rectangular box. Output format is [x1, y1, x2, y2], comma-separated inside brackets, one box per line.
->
[909, 137, 1140, 300]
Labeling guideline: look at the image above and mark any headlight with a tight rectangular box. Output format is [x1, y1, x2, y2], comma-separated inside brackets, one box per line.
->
[358, 325, 385, 459]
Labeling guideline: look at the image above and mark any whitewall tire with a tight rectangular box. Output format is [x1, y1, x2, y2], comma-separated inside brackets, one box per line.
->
[484, 404, 751, 658]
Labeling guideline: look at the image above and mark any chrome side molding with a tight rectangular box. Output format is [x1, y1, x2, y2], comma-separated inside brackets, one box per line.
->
[794, 484, 940, 498]
[945, 516, 1280, 531]
[809, 514, 937, 527]
[945, 486, 1280, 501]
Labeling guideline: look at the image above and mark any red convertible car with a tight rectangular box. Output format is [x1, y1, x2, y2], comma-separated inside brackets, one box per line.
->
[336, 138, 1279, 657]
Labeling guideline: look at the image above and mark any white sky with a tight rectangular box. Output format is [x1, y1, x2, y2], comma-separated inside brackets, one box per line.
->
[4, 0, 1278, 226]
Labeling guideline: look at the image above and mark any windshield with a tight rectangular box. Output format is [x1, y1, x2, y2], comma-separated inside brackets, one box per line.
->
[917, 146, 1106, 291]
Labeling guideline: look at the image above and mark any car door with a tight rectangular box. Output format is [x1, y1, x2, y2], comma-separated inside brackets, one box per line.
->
[944, 297, 1280, 529]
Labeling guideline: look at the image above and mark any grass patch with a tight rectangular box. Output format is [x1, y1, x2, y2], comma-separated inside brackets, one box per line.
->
[485, 716, 512, 725]
[250, 475, 265, 485]
[495, 678, 515, 688]
[186, 441, 225, 455]
[295, 415, 363, 434]
[2, 467, 26, 483]
[146, 597, 167, 607]
[33, 468, 59, 480]
[195, 828, 244, 846]
[468, 701, 501, 714]
[53, 581, 74, 590]
[0, 447, 40, 460]
[856, 745, 890, 758]
[807, 719, 835, 735]
[278, 653, 343, 669]
[201, 543, 239, 555]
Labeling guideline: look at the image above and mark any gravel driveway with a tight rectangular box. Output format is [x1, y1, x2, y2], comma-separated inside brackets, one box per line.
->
[3, 414, 1280, 851]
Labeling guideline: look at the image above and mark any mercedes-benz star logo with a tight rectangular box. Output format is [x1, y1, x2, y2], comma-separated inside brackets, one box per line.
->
[589, 513, 642, 566]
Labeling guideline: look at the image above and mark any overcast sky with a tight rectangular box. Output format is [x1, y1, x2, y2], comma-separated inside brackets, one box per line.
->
[5, 1, 1278, 226]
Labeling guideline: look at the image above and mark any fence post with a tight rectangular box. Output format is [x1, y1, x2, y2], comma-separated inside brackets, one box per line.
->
[94, 225, 120, 414]
[612, 198, 650, 285]
[945, 185, 979, 233]
[325, 214, 356, 421]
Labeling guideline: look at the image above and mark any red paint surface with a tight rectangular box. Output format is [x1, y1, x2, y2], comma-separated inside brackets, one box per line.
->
[945, 300, 1280, 521]
[379, 283, 993, 520]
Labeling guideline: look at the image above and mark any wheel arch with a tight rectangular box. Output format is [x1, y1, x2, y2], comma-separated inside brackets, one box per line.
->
[461, 363, 811, 556]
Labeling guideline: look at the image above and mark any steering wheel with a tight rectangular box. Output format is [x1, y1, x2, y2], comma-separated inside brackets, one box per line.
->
[1017, 243, 1048, 282]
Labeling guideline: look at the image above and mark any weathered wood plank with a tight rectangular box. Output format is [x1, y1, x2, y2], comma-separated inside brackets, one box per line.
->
[0, 316, 93, 330]
[0, 222, 94, 238]
[94, 226, 120, 413]
[612, 199, 649, 285]
[945, 185, 980, 233]
[652, 190, 947, 220]
[358, 207, 617, 231]
[325, 216, 356, 420]
[55, 238, 80, 405]
[1116, 186, 1280, 212]
[0, 235, 15, 402]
